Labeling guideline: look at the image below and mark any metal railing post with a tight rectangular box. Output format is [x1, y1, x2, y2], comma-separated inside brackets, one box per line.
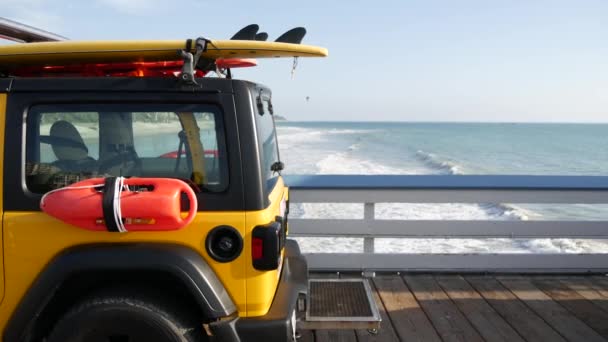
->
[363, 203, 374, 253]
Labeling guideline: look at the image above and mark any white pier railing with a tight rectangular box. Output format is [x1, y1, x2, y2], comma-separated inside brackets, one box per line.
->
[285, 175, 608, 273]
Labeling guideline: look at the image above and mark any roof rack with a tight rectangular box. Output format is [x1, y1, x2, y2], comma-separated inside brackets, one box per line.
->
[0, 17, 67, 43]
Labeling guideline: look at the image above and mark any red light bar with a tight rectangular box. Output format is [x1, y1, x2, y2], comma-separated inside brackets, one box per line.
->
[9, 58, 258, 77]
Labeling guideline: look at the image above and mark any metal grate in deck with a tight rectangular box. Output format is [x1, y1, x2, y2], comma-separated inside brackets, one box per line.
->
[308, 280, 373, 317]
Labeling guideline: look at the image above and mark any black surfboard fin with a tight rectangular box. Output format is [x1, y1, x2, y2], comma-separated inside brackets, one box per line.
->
[231, 24, 259, 40]
[275, 27, 306, 44]
[255, 32, 268, 41]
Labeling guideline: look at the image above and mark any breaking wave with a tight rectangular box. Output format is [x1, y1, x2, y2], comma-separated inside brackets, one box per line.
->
[415, 150, 529, 220]
[415, 150, 462, 175]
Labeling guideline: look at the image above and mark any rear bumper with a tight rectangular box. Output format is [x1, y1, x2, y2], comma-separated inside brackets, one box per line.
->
[210, 239, 308, 342]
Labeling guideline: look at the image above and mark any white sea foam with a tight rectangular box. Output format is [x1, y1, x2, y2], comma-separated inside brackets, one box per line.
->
[277, 128, 324, 150]
[316, 151, 419, 175]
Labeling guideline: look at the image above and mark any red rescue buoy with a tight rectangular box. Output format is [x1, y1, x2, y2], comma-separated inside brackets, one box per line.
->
[40, 177, 198, 232]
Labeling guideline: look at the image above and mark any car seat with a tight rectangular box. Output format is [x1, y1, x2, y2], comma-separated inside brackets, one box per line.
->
[98, 114, 141, 176]
[48, 120, 97, 173]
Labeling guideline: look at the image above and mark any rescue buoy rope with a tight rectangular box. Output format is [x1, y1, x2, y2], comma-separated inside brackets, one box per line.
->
[40, 184, 101, 207]
[113, 176, 127, 232]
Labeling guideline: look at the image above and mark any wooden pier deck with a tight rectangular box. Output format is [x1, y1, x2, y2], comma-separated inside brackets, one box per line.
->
[305, 273, 608, 342]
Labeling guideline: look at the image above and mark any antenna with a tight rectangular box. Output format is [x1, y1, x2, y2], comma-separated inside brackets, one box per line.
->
[0, 17, 68, 42]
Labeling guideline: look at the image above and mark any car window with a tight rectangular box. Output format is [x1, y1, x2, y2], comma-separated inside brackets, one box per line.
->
[255, 98, 281, 194]
[25, 104, 227, 193]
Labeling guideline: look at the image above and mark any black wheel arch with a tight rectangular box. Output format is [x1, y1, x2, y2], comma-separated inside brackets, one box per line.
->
[3, 243, 236, 342]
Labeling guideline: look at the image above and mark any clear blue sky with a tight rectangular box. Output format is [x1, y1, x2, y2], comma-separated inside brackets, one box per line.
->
[3, 0, 607, 122]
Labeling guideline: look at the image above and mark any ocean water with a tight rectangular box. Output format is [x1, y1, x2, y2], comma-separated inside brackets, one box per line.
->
[276, 122, 608, 254]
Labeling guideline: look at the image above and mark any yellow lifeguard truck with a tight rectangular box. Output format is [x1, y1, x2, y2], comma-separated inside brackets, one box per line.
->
[0, 18, 379, 342]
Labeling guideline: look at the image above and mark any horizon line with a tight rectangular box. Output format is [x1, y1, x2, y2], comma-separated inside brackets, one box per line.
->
[277, 120, 608, 124]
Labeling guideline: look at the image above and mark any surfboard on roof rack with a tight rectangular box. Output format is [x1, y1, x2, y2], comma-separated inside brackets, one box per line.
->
[0, 39, 328, 66]
[0, 22, 327, 81]
[0, 21, 259, 77]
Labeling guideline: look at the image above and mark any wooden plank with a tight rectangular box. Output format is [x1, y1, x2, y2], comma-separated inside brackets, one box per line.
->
[498, 276, 604, 342]
[591, 276, 608, 292]
[562, 277, 608, 314]
[436, 275, 524, 342]
[315, 329, 357, 342]
[311, 272, 357, 342]
[403, 275, 484, 342]
[466, 276, 566, 341]
[373, 275, 441, 342]
[313, 321, 358, 340]
[533, 278, 608, 339]
[356, 279, 400, 342]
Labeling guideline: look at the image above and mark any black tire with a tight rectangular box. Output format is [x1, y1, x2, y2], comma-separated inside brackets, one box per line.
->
[46, 288, 207, 342]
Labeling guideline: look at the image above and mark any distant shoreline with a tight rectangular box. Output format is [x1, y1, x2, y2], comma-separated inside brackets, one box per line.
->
[41, 120, 216, 139]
